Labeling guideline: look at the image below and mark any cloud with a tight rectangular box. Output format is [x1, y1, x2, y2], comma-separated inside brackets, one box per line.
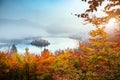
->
[0, 18, 90, 40]
[0, 0, 94, 40]
[0, 18, 49, 39]
[45, 24, 73, 35]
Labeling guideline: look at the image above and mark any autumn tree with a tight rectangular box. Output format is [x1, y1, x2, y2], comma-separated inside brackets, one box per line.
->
[76, 0, 119, 24]
[78, 0, 120, 49]
[76, 0, 120, 79]
[79, 0, 120, 40]
[37, 49, 55, 80]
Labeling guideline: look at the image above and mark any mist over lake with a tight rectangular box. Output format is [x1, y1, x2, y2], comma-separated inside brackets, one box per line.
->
[0, 37, 78, 54]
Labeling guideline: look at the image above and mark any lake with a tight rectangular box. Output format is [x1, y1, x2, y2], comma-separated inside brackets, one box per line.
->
[0, 37, 78, 54]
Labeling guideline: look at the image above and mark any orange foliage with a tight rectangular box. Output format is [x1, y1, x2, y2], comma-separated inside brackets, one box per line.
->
[0, 27, 120, 80]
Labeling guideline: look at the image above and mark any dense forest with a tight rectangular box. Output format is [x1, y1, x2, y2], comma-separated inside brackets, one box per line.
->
[0, 0, 120, 80]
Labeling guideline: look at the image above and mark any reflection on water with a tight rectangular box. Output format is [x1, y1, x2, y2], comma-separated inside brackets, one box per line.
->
[0, 37, 78, 54]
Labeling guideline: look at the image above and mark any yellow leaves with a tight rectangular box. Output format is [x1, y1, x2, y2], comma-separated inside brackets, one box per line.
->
[90, 30, 98, 37]
[53, 52, 73, 68]
[90, 56, 98, 64]
[90, 27, 107, 37]
[80, 44, 94, 52]
[89, 27, 108, 45]
[92, 42, 103, 47]
[90, 55, 108, 65]
[97, 56, 103, 60]
[14, 54, 24, 63]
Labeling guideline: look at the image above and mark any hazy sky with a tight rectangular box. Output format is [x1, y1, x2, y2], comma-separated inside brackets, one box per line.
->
[0, 0, 92, 39]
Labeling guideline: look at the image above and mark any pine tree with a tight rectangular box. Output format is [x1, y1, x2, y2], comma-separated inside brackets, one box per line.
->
[10, 44, 17, 53]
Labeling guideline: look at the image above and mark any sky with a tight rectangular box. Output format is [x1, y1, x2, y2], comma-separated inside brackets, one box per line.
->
[0, 0, 92, 39]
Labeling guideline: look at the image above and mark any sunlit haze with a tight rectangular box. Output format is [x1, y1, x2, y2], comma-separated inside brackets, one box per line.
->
[106, 18, 116, 28]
